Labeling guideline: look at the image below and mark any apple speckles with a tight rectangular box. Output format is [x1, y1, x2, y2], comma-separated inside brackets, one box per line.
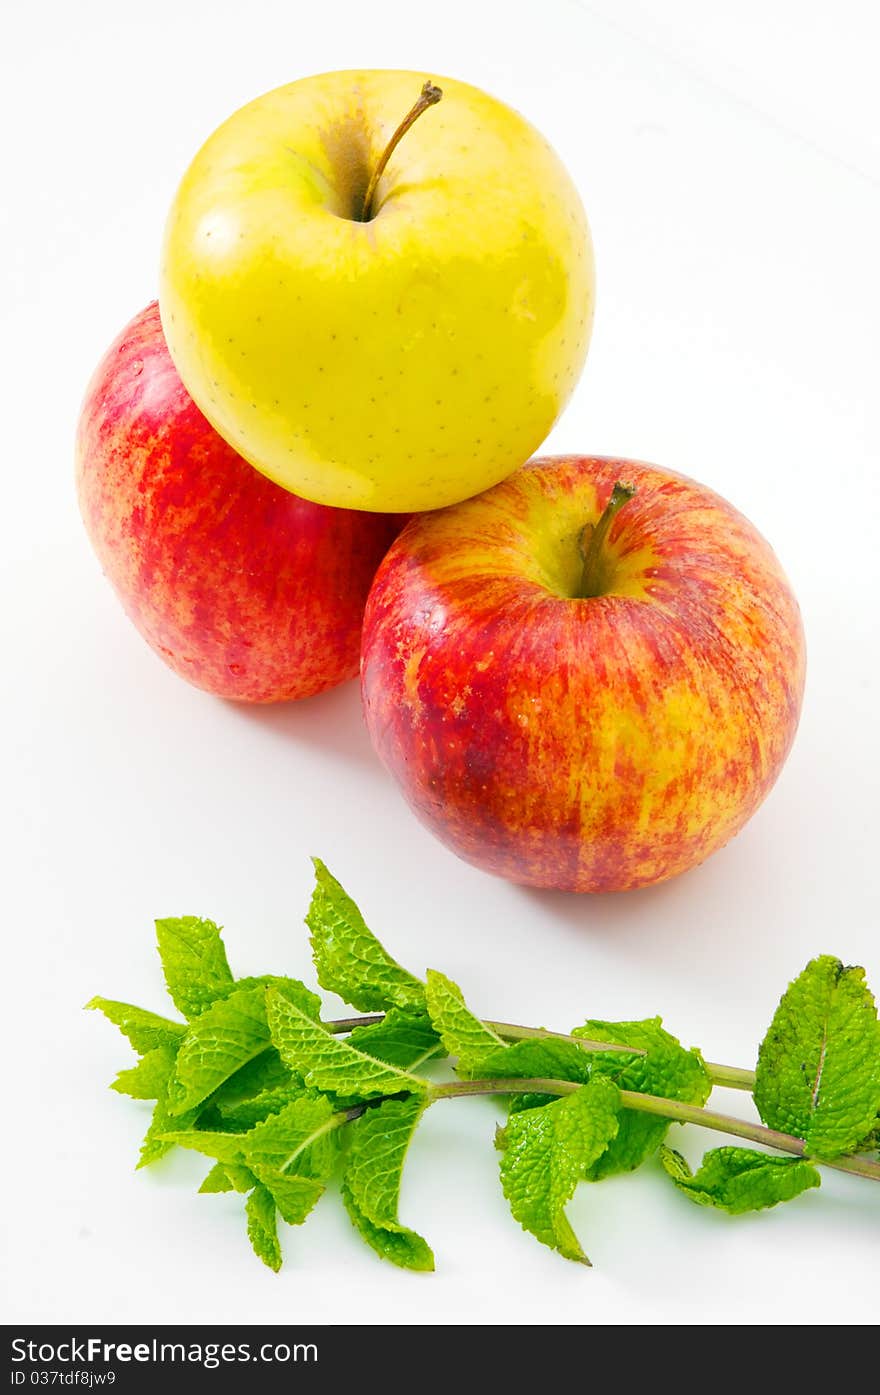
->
[160, 68, 594, 511]
[362, 454, 805, 891]
[78, 303, 401, 703]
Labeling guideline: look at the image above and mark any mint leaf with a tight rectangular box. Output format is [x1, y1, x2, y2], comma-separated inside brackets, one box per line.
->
[233, 976, 322, 1021]
[86, 998, 185, 1054]
[155, 916, 234, 1020]
[246, 1184, 282, 1271]
[242, 1095, 342, 1179]
[137, 1084, 200, 1170]
[424, 970, 505, 1070]
[199, 1162, 236, 1194]
[162, 1129, 249, 1164]
[216, 1085, 306, 1131]
[755, 956, 880, 1159]
[573, 1018, 711, 1179]
[470, 1037, 593, 1087]
[346, 1009, 442, 1070]
[255, 1171, 326, 1226]
[266, 988, 426, 1100]
[166, 985, 272, 1116]
[199, 1162, 256, 1194]
[180, 1096, 343, 1228]
[496, 1077, 620, 1263]
[210, 1047, 299, 1107]
[165, 981, 318, 1118]
[111, 1044, 176, 1100]
[660, 1146, 821, 1214]
[225, 1163, 259, 1192]
[341, 1097, 434, 1271]
[307, 858, 425, 1013]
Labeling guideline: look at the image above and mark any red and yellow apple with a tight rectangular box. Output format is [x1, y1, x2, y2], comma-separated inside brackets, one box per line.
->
[159, 70, 593, 513]
[361, 456, 806, 892]
[76, 303, 400, 703]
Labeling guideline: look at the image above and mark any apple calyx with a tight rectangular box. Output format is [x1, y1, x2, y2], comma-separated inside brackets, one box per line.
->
[360, 80, 443, 221]
[577, 480, 636, 598]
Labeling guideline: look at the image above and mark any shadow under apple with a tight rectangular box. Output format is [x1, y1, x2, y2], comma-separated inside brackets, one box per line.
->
[221, 678, 380, 772]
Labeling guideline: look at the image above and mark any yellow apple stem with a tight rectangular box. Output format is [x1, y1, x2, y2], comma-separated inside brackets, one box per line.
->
[578, 480, 637, 598]
[360, 80, 443, 220]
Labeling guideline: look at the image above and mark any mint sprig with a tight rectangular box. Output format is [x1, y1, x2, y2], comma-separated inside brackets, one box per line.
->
[496, 1077, 621, 1264]
[659, 1145, 821, 1214]
[342, 1096, 433, 1271]
[307, 857, 426, 1013]
[754, 956, 880, 1159]
[155, 915, 235, 1020]
[89, 862, 880, 1273]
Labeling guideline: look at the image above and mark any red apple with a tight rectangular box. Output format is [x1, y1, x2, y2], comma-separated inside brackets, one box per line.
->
[76, 304, 401, 703]
[361, 455, 806, 893]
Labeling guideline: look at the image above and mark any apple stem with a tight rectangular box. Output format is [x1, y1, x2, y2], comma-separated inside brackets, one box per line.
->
[360, 81, 443, 221]
[577, 481, 636, 598]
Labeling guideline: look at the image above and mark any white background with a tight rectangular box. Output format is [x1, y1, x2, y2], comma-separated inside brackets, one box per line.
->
[2, 0, 879, 1328]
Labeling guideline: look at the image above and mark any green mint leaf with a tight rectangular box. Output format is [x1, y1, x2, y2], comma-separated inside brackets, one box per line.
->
[307, 858, 425, 1013]
[86, 998, 185, 1054]
[233, 976, 323, 1021]
[660, 1145, 821, 1214]
[164, 981, 316, 1118]
[162, 1129, 249, 1164]
[341, 1096, 434, 1271]
[496, 1077, 620, 1263]
[209, 1047, 300, 1108]
[216, 1084, 307, 1131]
[755, 956, 880, 1159]
[346, 1009, 442, 1070]
[155, 916, 235, 1020]
[253, 1170, 326, 1226]
[246, 1184, 282, 1271]
[226, 1163, 259, 1192]
[199, 1162, 236, 1194]
[424, 970, 506, 1070]
[573, 1018, 711, 1179]
[199, 1162, 257, 1194]
[266, 988, 426, 1100]
[166, 985, 272, 1116]
[470, 1037, 593, 1087]
[111, 1044, 177, 1100]
[185, 1096, 343, 1227]
[242, 1095, 342, 1178]
[137, 1085, 200, 1169]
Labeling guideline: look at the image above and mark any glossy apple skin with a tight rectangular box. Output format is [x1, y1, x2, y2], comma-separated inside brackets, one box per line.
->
[160, 70, 593, 513]
[76, 303, 400, 703]
[361, 456, 806, 893]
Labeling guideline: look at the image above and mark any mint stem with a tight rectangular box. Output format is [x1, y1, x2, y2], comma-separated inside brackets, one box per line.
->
[324, 1012, 643, 1057]
[324, 1014, 758, 1088]
[486, 1020, 644, 1056]
[428, 1078, 880, 1183]
[326, 1014, 385, 1033]
[701, 1061, 756, 1091]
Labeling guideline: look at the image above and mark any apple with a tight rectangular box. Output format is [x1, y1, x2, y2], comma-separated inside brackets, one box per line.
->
[76, 303, 400, 703]
[361, 456, 806, 893]
[159, 70, 593, 514]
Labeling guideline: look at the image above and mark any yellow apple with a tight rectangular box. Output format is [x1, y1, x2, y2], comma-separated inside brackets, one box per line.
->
[159, 70, 594, 512]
